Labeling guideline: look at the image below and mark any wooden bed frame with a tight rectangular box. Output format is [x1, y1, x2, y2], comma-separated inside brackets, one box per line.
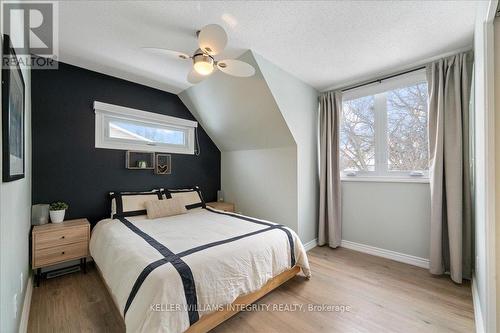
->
[96, 263, 301, 333]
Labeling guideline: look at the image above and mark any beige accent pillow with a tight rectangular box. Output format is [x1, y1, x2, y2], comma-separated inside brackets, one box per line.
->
[145, 197, 187, 219]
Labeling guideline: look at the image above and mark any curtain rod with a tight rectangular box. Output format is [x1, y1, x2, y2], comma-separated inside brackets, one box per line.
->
[341, 65, 426, 93]
[322, 46, 472, 94]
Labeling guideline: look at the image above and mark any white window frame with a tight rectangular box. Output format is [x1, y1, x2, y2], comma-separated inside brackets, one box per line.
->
[94, 101, 198, 155]
[340, 70, 429, 182]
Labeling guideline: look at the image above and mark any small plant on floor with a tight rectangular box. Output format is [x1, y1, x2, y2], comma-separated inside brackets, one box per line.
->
[49, 201, 69, 223]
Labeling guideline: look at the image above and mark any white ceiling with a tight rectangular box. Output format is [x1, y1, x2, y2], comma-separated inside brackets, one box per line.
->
[58, 1, 479, 94]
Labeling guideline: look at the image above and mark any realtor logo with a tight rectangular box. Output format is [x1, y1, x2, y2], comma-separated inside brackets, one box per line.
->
[2, 1, 58, 68]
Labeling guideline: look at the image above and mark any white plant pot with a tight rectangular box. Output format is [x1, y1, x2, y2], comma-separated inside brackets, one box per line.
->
[50, 209, 66, 223]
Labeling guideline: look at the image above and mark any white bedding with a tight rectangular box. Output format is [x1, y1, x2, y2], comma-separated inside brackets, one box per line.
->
[89, 207, 310, 333]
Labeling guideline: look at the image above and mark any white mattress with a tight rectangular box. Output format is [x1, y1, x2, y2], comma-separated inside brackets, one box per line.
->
[89, 207, 311, 333]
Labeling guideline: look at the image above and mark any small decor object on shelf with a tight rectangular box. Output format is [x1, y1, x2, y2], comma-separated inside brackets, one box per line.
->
[125, 151, 154, 170]
[49, 201, 68, 223]
[155, 153, 171, 175]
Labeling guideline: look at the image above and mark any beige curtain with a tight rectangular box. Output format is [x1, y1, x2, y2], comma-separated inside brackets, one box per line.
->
[318, 91, 342, 248]
[427, 52, 473, 283]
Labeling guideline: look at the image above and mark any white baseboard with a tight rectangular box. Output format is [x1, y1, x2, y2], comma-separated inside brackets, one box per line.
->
[303, 238, 318, 252]
[340, 240, 430, 269]
[18, 275, 33, 333]
[472, 275, 485, 333]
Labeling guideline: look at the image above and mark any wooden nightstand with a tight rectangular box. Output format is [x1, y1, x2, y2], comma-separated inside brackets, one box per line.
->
[206, 201, 235, 213]
[32, 218, 90, 286]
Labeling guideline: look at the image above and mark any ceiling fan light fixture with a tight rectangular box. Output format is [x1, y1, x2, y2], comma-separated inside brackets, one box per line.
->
[193, 53, 214, 76]
[144, 24, 256, 84]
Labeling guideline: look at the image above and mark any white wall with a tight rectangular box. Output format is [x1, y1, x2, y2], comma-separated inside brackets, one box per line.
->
[221, 147, 298, 231]
[494, 14, 500, 333]
[179, 51, 299, 234]
[341, 181, 430, 259]
[473, 1, 497, 332]
[0, 14, 33, 333]
[181, 51, 320, 242]
[474, 11, 489, 326]
[253, 53, 319, 243]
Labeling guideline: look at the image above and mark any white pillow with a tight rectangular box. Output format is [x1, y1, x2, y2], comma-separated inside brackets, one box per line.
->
[110, 190, 163, 218]
[164, 187, 205, 210]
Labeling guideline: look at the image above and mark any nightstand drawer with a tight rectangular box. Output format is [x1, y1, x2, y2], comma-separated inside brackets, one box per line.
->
[34, 226, 88, 250]
[34, 241, 88, 268]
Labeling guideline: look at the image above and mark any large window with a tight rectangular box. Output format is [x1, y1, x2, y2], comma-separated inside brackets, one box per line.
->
[94, 101, 197, 154]
[340, 71, 428, 180]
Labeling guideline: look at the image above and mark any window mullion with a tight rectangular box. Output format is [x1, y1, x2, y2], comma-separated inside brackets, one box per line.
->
[380, 93, 388, 175]
[373, 93, 387, 176]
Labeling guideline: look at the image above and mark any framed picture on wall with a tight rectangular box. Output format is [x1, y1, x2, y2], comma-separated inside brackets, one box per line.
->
[155, 153, 171, 175]
[2, 34, 25, 182]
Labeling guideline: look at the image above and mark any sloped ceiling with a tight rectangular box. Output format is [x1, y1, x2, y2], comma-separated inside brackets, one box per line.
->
[179, 51, 294, 151]
[253, 53, 319, 145]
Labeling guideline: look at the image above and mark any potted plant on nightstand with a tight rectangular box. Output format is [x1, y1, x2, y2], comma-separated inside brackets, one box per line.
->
[49, 202, 68, 223]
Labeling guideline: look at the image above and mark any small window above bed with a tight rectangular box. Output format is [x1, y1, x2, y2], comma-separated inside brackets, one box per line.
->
[94, 101, 198, 155]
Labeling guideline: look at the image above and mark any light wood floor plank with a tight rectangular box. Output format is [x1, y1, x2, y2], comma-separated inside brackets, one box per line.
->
[28, 247, 474, 332]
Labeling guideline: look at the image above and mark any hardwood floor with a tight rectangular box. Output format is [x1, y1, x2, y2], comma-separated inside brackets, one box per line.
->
[28, 261, 125, 333]
[28, 247, 474, 333]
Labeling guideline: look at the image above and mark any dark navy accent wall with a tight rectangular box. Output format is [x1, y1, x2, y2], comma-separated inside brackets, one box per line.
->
[31, 60, 220, 224]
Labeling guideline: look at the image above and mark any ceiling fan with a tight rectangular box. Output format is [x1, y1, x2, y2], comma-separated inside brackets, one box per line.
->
[143, 24, 256, 84]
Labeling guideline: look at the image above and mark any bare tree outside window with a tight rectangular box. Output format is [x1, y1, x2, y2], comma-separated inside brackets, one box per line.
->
[340, 96, 375, 171]
[387, 83, 428, 171]
[339, 76, 429, 178]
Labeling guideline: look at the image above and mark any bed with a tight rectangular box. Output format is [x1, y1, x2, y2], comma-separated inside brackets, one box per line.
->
[90, 192, 311, 333]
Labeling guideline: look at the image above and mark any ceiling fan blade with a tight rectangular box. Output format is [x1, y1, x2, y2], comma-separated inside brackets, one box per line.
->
[142, 47, 190, 60]
[217, 59, 256, 77]
[187, 69, 207, 84]
[198, 24, 227, 56]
